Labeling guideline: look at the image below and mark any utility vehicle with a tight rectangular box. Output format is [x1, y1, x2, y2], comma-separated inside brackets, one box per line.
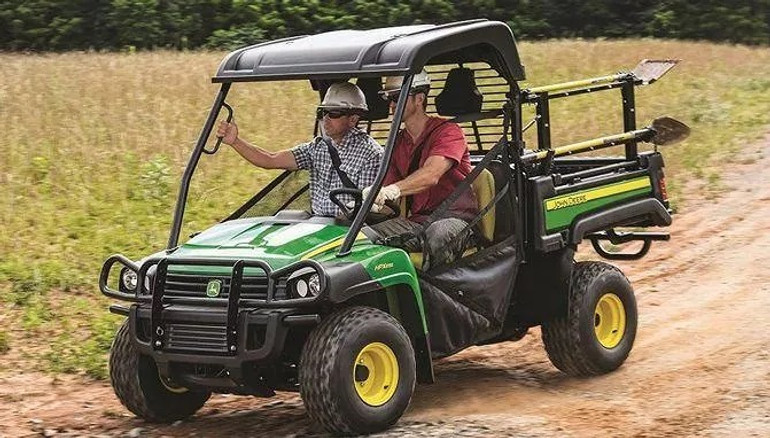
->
[100, 20, 689, 435]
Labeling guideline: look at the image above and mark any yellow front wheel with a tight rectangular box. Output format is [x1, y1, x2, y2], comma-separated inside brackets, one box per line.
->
[300, 307, 416, 435]
[354, 342, 400, 406]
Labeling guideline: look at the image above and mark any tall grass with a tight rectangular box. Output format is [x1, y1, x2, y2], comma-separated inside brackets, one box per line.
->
[1, 41, 768, 377]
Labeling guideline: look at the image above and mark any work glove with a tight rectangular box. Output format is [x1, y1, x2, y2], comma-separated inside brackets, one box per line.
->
[348, 184, 401, 212]
[363, 184, 401, 207]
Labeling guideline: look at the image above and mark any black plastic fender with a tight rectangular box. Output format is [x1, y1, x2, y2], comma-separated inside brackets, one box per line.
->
[569, 198, 671, 246]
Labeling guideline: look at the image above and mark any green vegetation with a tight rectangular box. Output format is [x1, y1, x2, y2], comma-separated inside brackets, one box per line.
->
[0, 40, 768, 378]
[0, 1, 767, 51]
[0, 331, 9, 354]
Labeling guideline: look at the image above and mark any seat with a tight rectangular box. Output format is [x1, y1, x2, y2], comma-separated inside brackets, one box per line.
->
[404, 167, 496, 267]
[486, 160, 515, 242]
[472, 168, 496, 243]
[356, 77, 390, 121]
[435, 67, 483, 116]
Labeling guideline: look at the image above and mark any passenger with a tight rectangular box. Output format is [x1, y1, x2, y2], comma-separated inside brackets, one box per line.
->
[365, 69, 478, 270]
[217, 82, 383, 217]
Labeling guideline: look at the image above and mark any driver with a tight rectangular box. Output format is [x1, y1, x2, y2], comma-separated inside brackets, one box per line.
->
[216, 82, 383, 216]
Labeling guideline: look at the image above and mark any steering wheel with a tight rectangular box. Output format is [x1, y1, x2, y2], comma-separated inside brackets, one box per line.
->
[329, 188, 401, 221]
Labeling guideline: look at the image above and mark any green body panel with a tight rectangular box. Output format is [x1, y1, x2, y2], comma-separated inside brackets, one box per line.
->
[544, 177, 652, 231]
[157, 217, 427, 331]
[174, 220, 350, 270]
[315, 244, 426, 333]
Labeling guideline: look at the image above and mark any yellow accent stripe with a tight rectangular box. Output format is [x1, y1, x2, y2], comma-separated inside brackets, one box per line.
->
[301, 233, 368, 260]
[532, 130, 648, 161]
[527, 74, 625, 94]
[545, 178, 651, 211]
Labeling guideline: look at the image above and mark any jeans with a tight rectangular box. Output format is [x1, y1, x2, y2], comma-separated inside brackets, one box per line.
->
[370, 217, 474, 270]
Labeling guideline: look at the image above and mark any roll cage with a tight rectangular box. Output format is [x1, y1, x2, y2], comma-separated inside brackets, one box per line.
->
[168, 19, 670, 261]
[168, 19, 526, 255]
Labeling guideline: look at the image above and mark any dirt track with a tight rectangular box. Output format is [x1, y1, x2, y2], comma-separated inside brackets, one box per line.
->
[2, 135, 769, 437]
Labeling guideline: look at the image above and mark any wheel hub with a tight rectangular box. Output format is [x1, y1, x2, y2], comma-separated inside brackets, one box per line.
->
[353, 342, 399, 406]
[594, 293, 626, 349]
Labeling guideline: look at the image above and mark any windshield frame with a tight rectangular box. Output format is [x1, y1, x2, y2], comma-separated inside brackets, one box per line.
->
[166, 75, 414, 253]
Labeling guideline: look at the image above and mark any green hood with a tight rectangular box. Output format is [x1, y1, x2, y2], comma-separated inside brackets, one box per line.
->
[172, 218, 365, 270]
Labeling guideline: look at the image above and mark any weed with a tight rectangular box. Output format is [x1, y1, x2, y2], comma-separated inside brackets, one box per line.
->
[139, 155, 173, 206]
[44, 311, 121, 379]
[0, 331, 9, 354]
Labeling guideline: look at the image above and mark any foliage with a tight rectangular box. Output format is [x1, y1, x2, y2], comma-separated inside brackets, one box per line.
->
[0, 0, 767, 51]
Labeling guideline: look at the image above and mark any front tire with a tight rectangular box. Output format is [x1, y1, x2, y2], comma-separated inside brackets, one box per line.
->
[109, 321, 210, 422]
[542, 261, 638, 376]
[300, 306, 416, 435]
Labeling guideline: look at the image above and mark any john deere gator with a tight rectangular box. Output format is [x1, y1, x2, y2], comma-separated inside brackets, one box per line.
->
[99, 19, 689, 435]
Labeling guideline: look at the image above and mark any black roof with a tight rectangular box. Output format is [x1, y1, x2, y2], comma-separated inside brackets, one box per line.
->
[213, 20, 525, 83]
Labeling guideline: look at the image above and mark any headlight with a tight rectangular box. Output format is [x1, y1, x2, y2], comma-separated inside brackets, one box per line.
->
[307, 274, 320, 296]
[295, 278, 309, 298]
[121, 268, 138, 291]
[288, 270, 321, 299]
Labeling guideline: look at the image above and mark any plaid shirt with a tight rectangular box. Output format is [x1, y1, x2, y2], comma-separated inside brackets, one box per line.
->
[291, 127, 383, 216]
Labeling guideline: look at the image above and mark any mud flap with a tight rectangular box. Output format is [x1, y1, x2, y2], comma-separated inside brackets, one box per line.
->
[419, 237, 520, 358]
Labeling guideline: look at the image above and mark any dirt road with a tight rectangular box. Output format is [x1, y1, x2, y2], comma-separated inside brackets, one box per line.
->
[2, 135, 769, 437]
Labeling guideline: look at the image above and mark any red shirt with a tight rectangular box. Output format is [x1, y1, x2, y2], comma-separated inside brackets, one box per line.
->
[384, 117, 478, 223]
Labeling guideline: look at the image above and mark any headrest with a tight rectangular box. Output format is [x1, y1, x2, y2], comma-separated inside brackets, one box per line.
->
[435, 67, 483, 117]
[356, 77, 390, 121]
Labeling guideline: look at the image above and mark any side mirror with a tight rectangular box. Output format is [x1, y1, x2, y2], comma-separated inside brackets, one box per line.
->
[649, 117, 691, 146]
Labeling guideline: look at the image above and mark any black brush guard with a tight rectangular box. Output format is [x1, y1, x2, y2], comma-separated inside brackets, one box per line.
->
[99, 255, 328, 363]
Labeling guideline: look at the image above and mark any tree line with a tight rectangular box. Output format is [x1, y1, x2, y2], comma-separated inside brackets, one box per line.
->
[1, 0, 768, 51]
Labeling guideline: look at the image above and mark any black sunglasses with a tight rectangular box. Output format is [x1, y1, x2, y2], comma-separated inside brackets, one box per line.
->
[317, 108, 353, 119]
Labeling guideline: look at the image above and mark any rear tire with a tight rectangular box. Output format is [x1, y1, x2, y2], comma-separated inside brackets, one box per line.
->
[109, 320, 210, 422]
[541, 261, 638, 376]
[300, 306, 416, 435]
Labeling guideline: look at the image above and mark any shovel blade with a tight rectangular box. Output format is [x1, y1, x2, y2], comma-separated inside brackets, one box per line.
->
[631, 59, 680, 84]
[650, 117, 691, 146]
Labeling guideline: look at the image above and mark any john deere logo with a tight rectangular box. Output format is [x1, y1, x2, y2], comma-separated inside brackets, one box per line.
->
[206, 279, 223, 297]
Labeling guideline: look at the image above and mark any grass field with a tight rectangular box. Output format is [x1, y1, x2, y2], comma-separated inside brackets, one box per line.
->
[1, 40, 769, 378]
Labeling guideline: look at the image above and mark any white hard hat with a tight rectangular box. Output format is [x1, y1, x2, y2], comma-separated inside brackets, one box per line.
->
[381, 69, 431, 97]
[319, 82, 368, 111]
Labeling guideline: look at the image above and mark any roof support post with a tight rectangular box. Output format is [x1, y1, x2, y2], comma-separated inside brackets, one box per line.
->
[622, 80, 638, 160]
[535, 93, 551, 150]
[167, 83, 231, 250]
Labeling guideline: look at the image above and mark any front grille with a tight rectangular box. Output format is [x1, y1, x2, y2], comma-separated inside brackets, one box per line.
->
[166, 323, 229, 354]
[162, 273, 285, 300]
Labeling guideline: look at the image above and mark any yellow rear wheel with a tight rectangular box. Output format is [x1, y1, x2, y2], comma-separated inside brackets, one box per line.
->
[594, 293, 626, 349]
[353, 342, 399, 406]
[542, 261, 638, 376]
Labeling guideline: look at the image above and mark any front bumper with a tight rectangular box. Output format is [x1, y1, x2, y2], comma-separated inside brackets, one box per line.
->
[127, 304, 318, 375]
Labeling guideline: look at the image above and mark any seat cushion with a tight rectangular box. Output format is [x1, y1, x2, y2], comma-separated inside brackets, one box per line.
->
[471, 168, 496, 243]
